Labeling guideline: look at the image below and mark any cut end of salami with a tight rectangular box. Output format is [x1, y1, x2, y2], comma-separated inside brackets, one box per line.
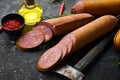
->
[16, 30, 44, 50]
[37, 46, 62, 71]
[33, 22, 54, 42]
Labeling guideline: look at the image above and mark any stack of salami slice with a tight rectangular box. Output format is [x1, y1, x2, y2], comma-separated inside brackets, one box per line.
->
[37, 33, 75, 71]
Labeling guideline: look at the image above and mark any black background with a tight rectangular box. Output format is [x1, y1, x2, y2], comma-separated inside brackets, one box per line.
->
[0, 0, 120, 80]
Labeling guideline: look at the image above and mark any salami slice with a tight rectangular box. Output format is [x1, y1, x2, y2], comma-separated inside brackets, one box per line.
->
[16, 30, 44, 49]
[59, 35, 73, 55]
[37, 46, 62, 71]
[66, 33, 76, 46]
[33, 22, 53, 42]
[55, 42, 68, 60]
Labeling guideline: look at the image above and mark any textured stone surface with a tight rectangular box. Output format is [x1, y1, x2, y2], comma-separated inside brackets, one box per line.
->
[0, 0, 120, 80]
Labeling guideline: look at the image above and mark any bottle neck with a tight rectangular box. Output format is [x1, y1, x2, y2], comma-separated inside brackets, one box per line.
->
[26, 0, 34, 5]
[25, 0, 35, 8]
[25, 3, 35, 9]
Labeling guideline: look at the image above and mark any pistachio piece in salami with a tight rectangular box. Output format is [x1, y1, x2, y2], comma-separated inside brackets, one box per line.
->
[33, 22, 53, 42]
[16, 30, 44, 50]
[37, 46, 62, 71]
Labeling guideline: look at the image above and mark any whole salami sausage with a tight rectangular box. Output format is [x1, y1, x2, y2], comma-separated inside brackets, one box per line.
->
[71, 0, 120, 16]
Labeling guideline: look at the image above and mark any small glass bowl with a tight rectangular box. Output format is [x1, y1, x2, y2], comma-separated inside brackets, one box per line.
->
[1, 13, 25, 36]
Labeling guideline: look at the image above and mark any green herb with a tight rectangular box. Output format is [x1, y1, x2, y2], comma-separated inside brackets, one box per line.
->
[49, 0, 59, 3]
[61, 12, 70, 16]
[42, 15, 59, 20]
[42, 12, 70, 20]
[116, 58, 120, 66]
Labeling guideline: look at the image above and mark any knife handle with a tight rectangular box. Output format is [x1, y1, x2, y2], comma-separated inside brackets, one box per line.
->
[74, 32, 114, 71]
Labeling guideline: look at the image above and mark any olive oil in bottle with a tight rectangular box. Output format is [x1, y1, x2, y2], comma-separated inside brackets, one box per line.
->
[18, 0, 43, 25]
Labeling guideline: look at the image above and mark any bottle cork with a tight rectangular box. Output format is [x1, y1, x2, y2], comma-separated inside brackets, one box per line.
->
[26, 0, 34, 5]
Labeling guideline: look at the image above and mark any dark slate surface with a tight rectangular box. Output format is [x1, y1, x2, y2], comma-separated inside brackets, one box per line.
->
[0, 0, 120, 80]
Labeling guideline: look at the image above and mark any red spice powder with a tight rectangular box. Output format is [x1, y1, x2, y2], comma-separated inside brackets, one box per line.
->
[0, 26, 2, 32]
[3, 19, 22, 30]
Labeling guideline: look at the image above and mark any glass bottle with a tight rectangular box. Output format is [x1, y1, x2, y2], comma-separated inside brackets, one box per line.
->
[18, 0, 43, 25]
